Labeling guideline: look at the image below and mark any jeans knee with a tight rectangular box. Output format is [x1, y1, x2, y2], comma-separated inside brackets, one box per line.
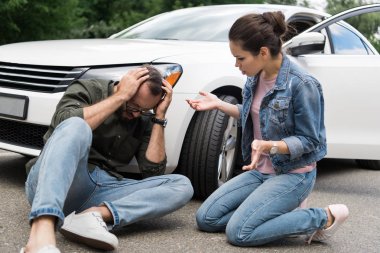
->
[173, 175, 194, 202]
[56, 117, 92, 145]
[226, 221, 259, 246]
[195, 208, 209, 231]
[195, 207, 222, 232]
[226, 222, 240, 245]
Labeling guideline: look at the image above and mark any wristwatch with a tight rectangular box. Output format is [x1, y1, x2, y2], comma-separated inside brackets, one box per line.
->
[151, 117, 168, 128]
[270, 141, 279, 155]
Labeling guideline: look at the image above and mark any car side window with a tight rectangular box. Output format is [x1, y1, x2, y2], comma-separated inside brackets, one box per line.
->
[328, 23, 371, 55]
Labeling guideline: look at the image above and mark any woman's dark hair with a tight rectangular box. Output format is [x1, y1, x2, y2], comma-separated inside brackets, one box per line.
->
[143, 64, 164, 97]
[228, 11, 290, 57]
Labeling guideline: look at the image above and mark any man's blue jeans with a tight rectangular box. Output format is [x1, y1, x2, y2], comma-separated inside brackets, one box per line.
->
[25, 117, 193, 229]
[196, 169, 328, 246]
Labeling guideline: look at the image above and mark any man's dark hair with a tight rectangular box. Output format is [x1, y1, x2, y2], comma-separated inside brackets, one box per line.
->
[143, 64, 164, 97]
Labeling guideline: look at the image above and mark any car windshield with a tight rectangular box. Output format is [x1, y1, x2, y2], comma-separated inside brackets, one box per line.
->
[112, 6, 294, 42]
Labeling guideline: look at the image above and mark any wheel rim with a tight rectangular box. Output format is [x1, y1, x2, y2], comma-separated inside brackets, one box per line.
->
[218, 116, 237, 186]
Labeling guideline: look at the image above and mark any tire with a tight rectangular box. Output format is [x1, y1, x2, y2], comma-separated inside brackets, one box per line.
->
[177, 95, 240, 199]
[355, 159, 380, 170]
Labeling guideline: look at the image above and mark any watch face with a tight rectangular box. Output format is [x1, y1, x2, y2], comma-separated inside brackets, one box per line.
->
[270, 146, 278, 155]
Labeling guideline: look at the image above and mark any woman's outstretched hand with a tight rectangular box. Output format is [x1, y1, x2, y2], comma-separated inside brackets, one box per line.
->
[242, 140, 270, 171]
[186, 91, 221, 111]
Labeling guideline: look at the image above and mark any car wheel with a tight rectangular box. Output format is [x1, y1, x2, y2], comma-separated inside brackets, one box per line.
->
[355, 159, 380, 170]
[178, 95, 240, 199]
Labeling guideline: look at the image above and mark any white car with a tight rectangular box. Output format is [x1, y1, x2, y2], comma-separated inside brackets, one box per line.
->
[0, 4, 379, 198]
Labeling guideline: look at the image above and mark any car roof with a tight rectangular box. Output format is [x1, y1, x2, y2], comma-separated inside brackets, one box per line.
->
[161, 4, 329, 19]
[111, 4, 329, 40]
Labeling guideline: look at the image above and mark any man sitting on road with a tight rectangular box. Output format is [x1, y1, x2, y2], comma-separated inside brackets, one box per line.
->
[21, 65, 194, 253]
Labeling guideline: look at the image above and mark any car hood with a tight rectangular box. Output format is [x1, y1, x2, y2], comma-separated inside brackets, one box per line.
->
[0, 39, 224, 66]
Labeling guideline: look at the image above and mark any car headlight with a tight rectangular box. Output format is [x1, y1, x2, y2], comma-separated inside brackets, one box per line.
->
[79, 63, 183, 87]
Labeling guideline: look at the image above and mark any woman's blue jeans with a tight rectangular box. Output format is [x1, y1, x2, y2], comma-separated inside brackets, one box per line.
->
[25, 117, 193, 229]
[196, 169, 328, 246]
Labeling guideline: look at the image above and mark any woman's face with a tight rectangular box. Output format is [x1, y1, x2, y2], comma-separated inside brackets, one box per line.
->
[229, 41, 264, 77]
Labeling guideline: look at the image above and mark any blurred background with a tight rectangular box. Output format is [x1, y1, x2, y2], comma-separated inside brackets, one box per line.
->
[0, 0, 379, 51]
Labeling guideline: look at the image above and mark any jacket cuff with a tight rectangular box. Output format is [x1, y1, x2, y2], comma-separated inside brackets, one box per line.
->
[282, 136, 303, 160]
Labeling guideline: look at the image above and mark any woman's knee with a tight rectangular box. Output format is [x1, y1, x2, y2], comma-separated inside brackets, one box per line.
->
[226, 219, 261, 246]
[226, 221, 241, 245]
[195, 207, 207, 230]
[226, 225, 250, 246]
[195, 204, 223, 232]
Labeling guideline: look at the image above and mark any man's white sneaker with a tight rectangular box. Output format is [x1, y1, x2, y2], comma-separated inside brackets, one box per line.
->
[60, 211, 118, 250]
[307, 204, 349, 244]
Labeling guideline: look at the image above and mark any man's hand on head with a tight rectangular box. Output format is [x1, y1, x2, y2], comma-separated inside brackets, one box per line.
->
[116, 67, 150, 102]
[154, 79, 173, 119]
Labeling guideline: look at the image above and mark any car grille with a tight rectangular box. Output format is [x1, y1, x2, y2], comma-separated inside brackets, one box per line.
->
[0, 118, 47, 149]
[0, 62, 88, 93]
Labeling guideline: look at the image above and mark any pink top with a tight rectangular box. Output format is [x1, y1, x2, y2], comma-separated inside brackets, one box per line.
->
[251, 74, 315, 174]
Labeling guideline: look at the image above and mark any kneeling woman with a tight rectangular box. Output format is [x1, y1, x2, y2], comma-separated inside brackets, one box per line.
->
[187, 11, 348, 246]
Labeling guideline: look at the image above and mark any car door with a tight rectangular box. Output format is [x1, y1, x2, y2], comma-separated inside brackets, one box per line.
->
[287, 4, 380, 164]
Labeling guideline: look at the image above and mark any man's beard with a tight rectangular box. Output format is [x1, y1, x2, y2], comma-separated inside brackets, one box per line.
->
[116, 107, 134, 122]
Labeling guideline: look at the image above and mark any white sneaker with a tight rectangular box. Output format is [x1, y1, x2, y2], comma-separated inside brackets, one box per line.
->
[307, 204, 349, 244]
[60, 211, 118, 250]
[20, 245, 61, 253]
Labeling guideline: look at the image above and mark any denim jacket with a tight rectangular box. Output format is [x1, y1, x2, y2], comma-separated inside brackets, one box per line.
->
[237, 55, 327, 174]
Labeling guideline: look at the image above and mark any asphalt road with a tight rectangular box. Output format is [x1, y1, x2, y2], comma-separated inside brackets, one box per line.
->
[0, 149, 379, 253]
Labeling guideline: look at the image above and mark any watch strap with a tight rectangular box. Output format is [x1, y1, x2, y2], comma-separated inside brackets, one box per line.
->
[151, 117, 167, 127]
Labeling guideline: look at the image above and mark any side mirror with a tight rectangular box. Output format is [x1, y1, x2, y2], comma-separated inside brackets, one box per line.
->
[284, 32, 326, 56]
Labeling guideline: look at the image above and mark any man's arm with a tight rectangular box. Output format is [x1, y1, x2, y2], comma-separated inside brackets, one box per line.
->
[144, 80, 172, 163]
[84, 68, 149, 130]
[145, 122, 166, 163]
[83, 92, 124, 130]
[135, 80, 172, 177]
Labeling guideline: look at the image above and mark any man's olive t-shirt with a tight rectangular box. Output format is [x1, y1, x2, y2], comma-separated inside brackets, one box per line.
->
[29, 79, 166, 178]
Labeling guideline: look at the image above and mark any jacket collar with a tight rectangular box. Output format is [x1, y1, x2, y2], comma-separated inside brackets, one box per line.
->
[274, 53, 290, 90]
[249, 53, 290, 91]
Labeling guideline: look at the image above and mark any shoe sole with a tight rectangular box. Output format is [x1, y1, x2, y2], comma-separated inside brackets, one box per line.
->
[60, 228, 115, 251]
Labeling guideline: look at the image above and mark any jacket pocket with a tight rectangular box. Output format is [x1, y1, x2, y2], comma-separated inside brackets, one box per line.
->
[268, 97, 291, 124]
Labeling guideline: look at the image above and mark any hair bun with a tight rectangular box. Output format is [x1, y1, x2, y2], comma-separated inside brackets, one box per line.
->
[262, 11, 287, 38]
